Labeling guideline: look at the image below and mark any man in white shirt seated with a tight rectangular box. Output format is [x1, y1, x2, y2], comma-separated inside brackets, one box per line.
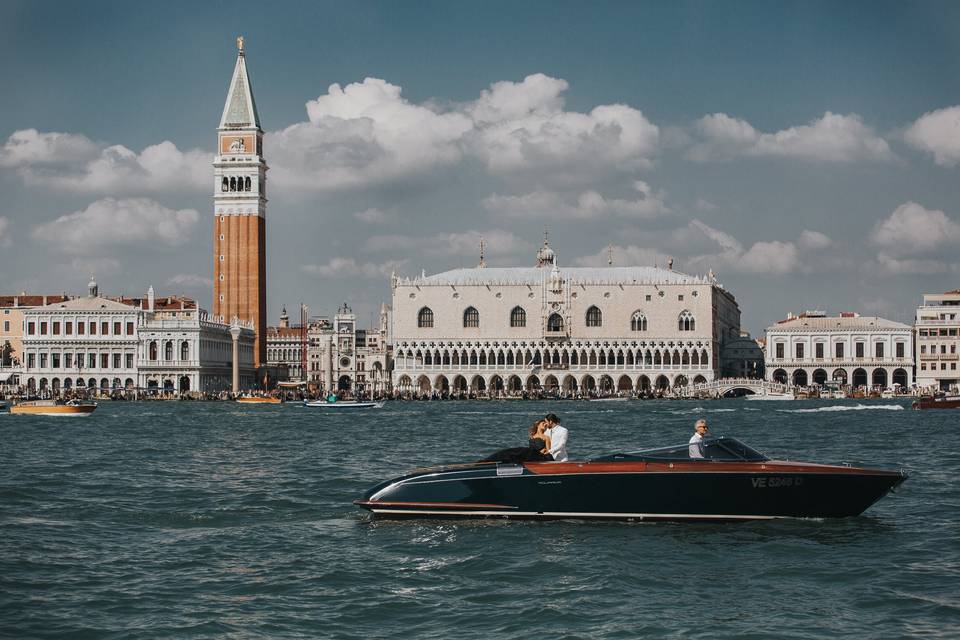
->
[688, 419, 708, 459]
[544, 413, 568, 462]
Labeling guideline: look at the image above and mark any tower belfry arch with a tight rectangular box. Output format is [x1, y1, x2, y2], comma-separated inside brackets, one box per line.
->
[213, 36, 268, 367]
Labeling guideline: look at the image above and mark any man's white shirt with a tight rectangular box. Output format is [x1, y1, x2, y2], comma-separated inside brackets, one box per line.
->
[546, 425, 569, 462]
[688, 432, 704, 459]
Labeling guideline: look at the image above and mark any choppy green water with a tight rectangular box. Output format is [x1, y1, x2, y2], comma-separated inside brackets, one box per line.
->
[1, 399, 957, 638]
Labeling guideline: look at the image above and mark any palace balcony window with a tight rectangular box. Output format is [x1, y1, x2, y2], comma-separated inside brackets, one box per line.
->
[27, 354, 35, 368]
[510, 306, 526, 328]
[149, 341, 158, 361]
[40, 353, 47, 368]
[125, 354, 133, 369]
[678, 310, 695, 331]
[53, 322, 60, 335]
[40, 322, 47, 335]
[855, 342, 865, 358]
[113, 354, 121, 369]
[775, 343, 784, 359]
[181, 341, 189, 361]
[78, 322, 85, 335]
[164, 341, 174, 361]
[65, 322, 72, 335]
[815, 343, 824, 359]
[101, 322, 109, 335]
[126, 322, 134, 335]
[417, 307, 434, 328]
[630, 311, 647, 332]
[89, 322, 96, 335]
[586, 306, 602, 327]
[876, 343, 885, 358]
[836, 343, 844, 359]
[100, 354, 108, 368]
[27, 322, 35, 335]
[114, 322, 121, 335]
[796, 343, 804, 359]
[547, 313, 564, 332]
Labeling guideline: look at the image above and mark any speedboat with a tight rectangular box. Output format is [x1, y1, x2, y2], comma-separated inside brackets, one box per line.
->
[745, 393, 794, 401]
[235, 395, 282, 404]
[10, 399, 97, 416]
[912, 395, 960, 410]
[303, 399, 385, 409]
[355, 436, 906, 521]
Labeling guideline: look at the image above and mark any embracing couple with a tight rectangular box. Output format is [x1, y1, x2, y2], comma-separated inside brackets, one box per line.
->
[531, 413, 569, 462]
[482, 413, 568, 464]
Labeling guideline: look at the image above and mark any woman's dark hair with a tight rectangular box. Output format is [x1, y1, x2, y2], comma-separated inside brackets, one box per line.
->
[545, 413, 559, 424]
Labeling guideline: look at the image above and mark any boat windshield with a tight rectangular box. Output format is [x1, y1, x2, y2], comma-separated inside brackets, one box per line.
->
[592, 437, 768, 463]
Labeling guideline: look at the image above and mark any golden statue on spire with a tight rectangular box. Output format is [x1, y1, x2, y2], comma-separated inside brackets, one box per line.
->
[237, 36, 245, 53]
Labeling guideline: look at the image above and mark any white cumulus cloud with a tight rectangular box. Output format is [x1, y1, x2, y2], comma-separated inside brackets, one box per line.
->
[0, 129, 209, 193]
[870, 202, 960, 254]
[483, 181, 669, 220]
[353, 208, 390, 224]
[167, 274, 214, 289]
[31, 198, 200, 255]
[904, 106, 960, 167]
[365, 229, 530, 259]
[301, 257, 409, 279]
[690, 112, 894, 163]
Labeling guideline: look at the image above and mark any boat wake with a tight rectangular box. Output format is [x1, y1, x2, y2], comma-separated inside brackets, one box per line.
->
[777, 404, 905, 414]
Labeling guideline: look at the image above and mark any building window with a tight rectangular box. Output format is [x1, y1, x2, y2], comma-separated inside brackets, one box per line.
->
[547, 313, 564, 332]
[775, 343, 784, 359]
[4, 321, 9, 332]
[855, 342, 864, 358]
[678, 310, 695, 331]
[796, 343, 804, 359]
[52, 353, 60, 369]
[40, 322, 48, 335]
[586, 306, 602, 327]
[417, 307, 434, 328]
[815, 343, 824, 359]
[125, 354, 133, 369]
[896, 342, 904, 358]
[164, 341, 173, 361]
[126, 322, 134, 335]
[181, 341, 189, 361]
[113, 354, 121, 369]
[53, 322, 60, 335]
[510, 306, 526, 328]
[463, 307, 479, 328]
[40, 353, 47, 368]
[28, 353, 35, 368]
[101, 322, 109, 335]
[149, 341, 158, 360]
[630, 311, 647, 332]
[114, 322, 121, 335]
[100, 354, 108, 368]
[88, 354, 96, 368]
[78, 322, 85, 335]
[27, 322, 35, 335]
[645, 294, 652, 302]
[875, 343, 884, 358]
[65, 322, 72, 335]
[920, 345, 926, 354]
[65, 354, 73, 368]
[836, 342, 844, 359]
[90, 322, 97, 335]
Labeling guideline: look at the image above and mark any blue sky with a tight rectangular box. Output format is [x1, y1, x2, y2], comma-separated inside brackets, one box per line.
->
[2, 0, 959, 334]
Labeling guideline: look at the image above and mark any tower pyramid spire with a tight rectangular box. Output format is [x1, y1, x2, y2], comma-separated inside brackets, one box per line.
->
[219, 35, 261, 130]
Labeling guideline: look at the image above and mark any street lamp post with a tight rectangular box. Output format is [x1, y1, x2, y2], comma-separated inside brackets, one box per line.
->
[230, 321, 242, 394]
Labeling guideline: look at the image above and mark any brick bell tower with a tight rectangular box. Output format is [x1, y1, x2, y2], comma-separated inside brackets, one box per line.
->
[213, 36, 267, 368]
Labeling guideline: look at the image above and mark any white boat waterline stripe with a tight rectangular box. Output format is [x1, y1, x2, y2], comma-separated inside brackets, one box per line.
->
[368, 508, 782, 520]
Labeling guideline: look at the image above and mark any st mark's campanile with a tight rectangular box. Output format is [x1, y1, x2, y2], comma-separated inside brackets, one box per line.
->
[213, 36, 267, 367]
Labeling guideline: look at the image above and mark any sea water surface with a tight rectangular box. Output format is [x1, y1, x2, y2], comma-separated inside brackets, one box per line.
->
[1, 399, 958, 638]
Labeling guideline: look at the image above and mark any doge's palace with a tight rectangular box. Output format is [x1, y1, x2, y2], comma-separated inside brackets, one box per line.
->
[391, 241, 741, 395]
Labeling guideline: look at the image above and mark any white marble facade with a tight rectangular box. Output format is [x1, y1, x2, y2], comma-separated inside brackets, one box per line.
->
[390, 242, 741, 394]
[764, 312, 913, 389]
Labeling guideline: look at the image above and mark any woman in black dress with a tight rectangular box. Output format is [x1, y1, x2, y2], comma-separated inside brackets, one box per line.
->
[481, 420, 554, 463]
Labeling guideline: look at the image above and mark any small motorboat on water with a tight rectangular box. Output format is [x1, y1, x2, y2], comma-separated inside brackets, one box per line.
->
[303, 399, 385, 409]
[745, 393, 795, 401]
[10, 399, 97, 416]
[235, 396, 283, 404]
[590, 396, 629, 402]
[912, 395, 960, 410]
[355, 436, 906, 521]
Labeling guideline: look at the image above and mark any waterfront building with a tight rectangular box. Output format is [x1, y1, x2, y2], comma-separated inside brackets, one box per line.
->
[19, 279, 141, 394]
[307, 303, 392, 396]
[18, 279, 255, 395]
[266, 306, 306, 382]
[1, 294, 70, 380]
[137, 286, 256, 393]
[914, 290, 960, 392]
[764, 311, 913, 389]
[720, 331, 765, 379]
[213, 36, 268, 367]
[390, 241, 741, 395]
